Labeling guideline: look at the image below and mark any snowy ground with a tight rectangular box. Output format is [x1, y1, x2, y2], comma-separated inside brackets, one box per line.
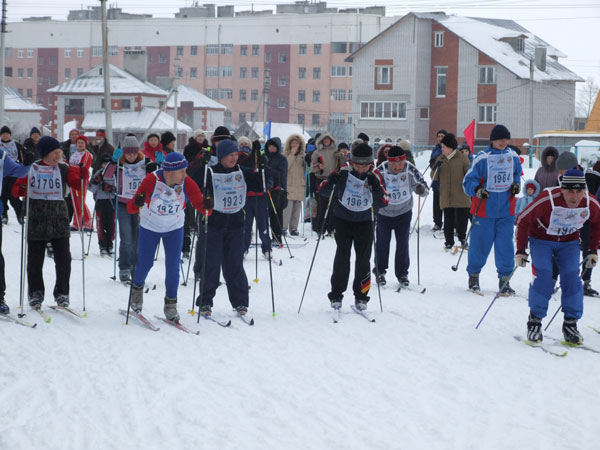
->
[1, 160, 600, 450]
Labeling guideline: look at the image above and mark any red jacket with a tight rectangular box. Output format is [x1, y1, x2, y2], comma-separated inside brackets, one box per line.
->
[141, 142, 166, 163]
[515, 187, 600, 252]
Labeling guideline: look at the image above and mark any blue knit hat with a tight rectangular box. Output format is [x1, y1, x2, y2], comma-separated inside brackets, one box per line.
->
[216, 139, 238, 160]
[37, 136, 61, 158]
[490, 124, 511, 141]
[162, 152, 188, 171]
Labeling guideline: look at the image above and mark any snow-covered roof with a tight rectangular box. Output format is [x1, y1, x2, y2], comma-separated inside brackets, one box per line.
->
[165, 85, 226, 110]
[4, 87, 46, 111]
[81, 107, 191, 133]
[250, 121, 311, 141]
[48, 64, 167, 96]
[535, 130, 600, 138]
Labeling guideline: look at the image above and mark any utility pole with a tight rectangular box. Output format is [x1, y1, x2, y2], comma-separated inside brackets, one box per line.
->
[173, 56, 180, 150]
[529, 58, 534, 161]
[100, 0, 112, 142]
[0, 0, 7, 125]
[262, 68, 271, 140]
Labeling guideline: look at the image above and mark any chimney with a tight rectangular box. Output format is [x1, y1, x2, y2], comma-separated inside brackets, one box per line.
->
[123, 50, 148, 82]
[534, 46, 547, 72]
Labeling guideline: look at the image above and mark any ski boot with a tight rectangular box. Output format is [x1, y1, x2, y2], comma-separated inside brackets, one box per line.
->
[0, 300, 9, 315]
[130, 284, 144, 313]
[444, 243, 453, 252]
[583, 281, 599, 297]
[468, 273, 480, 292]
[198, 304, 212, 316]
[55, 295, 70, 308]
[562, 318, 583, 345]
[100, 247, 109, 257]
[164, 296, 180, 323]
[182, 251, 190, 260]
[499, 276, 516, 296]
[119, 269, 131, 283]
[29, 291, 44, 310]
[236, 305, 248, 316]
[290, 230, 300, 237]
[2, 212, 7, 224]
[330, 300, 342, 310]
[398, 276, 410, 287]
[432, 224, 441, 232]
[375, 271, 386, 286]
[527, 313, 543, 343]
[354, 300, 367, 311]
[46, 242, 54, 259]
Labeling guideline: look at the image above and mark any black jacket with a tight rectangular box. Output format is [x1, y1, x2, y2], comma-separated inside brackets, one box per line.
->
[265, 137, 288, 191]
[183, 138, 204, 164]
[238, 148, 273, 194]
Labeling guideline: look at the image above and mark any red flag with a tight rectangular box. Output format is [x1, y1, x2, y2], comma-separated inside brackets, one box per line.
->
[463, 119, 475, 154]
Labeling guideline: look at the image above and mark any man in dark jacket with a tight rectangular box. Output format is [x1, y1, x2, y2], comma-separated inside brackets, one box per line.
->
[265, 137, 288, 243]
[91, 129, 114, 172]
[429, 129, 447, 231]
[161, 131, 176, 153]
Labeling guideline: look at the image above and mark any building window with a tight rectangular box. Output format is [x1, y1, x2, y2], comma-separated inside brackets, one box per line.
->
[176, 46, 184, 57]
[190, 67, 198, 78]
[176, 67, 183, 78]
[205, 88, 218, 99]
[49, 75, 56, 86]
[312, 114, 320, 126]
[251, 112, 257, 121]
[434, 31, 444, 48]
[109, 46, 118, 56]
[278, 98, 286, 109]
[220, 89, 233, 100]
[49, 56, 57, 66]
[298, 113, 305, 124]
[92, 46, 102, 57]
[222, 66, 232, 77]
[27, 49, 33, 58]
[420, 107, 430, 120]
[159, 54, 167, 64]
[65, 48, 71, 58]
[314, 44, 321, 55]
[38, 56, 44, 65]
[191, 45, 198, 56]
[77, 68, 83, 76]
[65, 98, 84, 115]
[299, 44, 307, 55]
[330, 89, 346, 101]
[206, 44, 219, 54]
[251, 89, 258, 101]
[26, 88, 32, 98]
[298, 90, 306, 102]
[37, 75, 44, 85]
[376, 66, 392, 85]
[265, 52, 271, 63]
[312, 90, 320, 102]
[349, 42, 359, 53]
[224, 111, 232, 126]
[122, 99, 131, 110]
[65, 68, 71, 79]
[251, 67, 259, 79]
[17, 68, 24, 78]
[348, 89, 352, 100]
[478, 104, 497, 124]
[313, 67, 321, 79]
[514, 37, 525, 52]
[332, 42, 347, 53]
[17, 49, 24, 58]
[436, 67, 447, 97]
[298, 67, 306, 79]
[479, 66, 496, 85]
[27, 68, 33, 78]
[239, 89, 247, 101]
[240, 67, 247, 78]
[360, 101, 407, 120]
[221, 44, 233, 55]
[240, 45, 248, 56]
[252, 45, 259, 56]
[278, 75, 287, 86]
[4, 67, 12, 77]
[239, 112, 246, 123]
[349, 66, 353, 77]
[278, 52, 287, 63]
[331, 66, 346, 77]
[329, 113, 345, 124]
[4, 47, 12, 58]
[205, 66, 218, 77]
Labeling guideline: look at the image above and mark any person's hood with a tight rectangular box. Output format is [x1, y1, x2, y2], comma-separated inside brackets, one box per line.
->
[316, 132, 336, 149]
[265, 137, 282, 154]
[541, 146, 559, 169]
[523, 179, 541, 197]
[283, 133, 306, 157]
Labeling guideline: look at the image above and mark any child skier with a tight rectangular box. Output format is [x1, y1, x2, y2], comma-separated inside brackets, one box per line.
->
[69, 135, 94, 231]
[515, 179, 540, 218]
[319, 143, 387, 311]
[89, 154, 115, 256]
[127, 152, 211, 322]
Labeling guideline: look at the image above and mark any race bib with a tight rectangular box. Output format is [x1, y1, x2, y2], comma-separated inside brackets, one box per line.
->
[383, 168, 410, 205]
[211, 167, 246, 214]
[0, 140, 18, 160]
[28, 163, 63, 200]
[69, 151, 84, 166]
[340, 172, 371, 212]
[140, 176, 185, 232]
[547, 191, 589, 236]
[486, 153, 513, 192]
[121, 161, 145, 199]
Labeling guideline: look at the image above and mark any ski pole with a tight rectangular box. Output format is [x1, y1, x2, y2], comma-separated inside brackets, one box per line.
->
[452, 197, 483, 272]
[544, 265, 589, 331]
[410, 166, 437, 236]
[369, 189, 383, 313]
[298, 188, 335, 314]
[262, 169, 277, 317]
[253, 194, 258, 283]
[80, 178, 86, 311]
[183, 210, 197, 286]
[267, 189, 293, 259]
[475, 265, 519, 329]
[417, 194, 421, 286]
[194, 163, 210, 319]
[85, 201, 97, 257]
[111, 161, 120, 279]
[19, 180, 30, 316]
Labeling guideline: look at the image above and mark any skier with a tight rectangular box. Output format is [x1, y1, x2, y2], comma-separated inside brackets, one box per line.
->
[69, 135, 94, 231]
[189, 139, 252, 317]
[515, 169, 600, 344]
[0, 143, 31, 315]
[12, 136, 84, 310]
[0, 126, 30, 224]
[89, 154, 116, 256]
[429, 129, 447, 232]
[127, 152, 211, 322]
[265, 137, 287, 243]
[374, 145, 427, 286]
[319, 143, 387, 311]
[463, 125, 522, 294]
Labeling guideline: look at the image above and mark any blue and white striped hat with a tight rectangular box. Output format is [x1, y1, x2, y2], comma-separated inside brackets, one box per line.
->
[162, 152, 188, 171]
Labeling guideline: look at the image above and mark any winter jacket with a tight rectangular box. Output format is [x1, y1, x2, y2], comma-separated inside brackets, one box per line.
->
[463, 146, 522, 218]
[183, 138, 204, 163]
[90, 140, 114, 172]
[310, 133, 344, 180]
[376, 160, 428, 217]
[585, 161, 600, 197]
[432, 150, 471, 209]
[283, 134, 307, 202]
[265, 137, 288, 192]
[141, 142, 166, 164]
[0, 139, 29, 165]
[237, 148, 273, 195]
[515, 179, 540, 218]
[429, 144, 443, 190]
[534, 146, 559, 190]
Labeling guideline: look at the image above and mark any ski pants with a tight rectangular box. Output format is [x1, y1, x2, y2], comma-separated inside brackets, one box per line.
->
[117, 204, 139, 271]
[183, 203, 196, 254]
[267, 189, 284, 243]
[0, 223, 5, 300]
[1, 177, 22, 219]
[375, 211, 411, 280]
[283, 199, 302, 233]
[432, 189, 443, 228]
[580, 220, 593, 282]
[95, 198, 115, 250]
[329, 216, 373, 303]
[443, 207, 469, 246]
[71, 182, 92, 230]
[197, 224, 249, 309]
[467, 215, 514, 278]
[528, 237, 583, 320]
[27, 237, 71, 300]
[244, 195, 271, 254]
[133, 226, 183, 299]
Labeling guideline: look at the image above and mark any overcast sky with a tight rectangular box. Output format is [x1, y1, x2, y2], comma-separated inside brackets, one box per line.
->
[9, 0, 600, 100]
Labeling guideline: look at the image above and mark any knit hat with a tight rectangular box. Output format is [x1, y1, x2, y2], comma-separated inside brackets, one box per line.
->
[162, 152, 188, 171]
[437, 129, 448, 136]
[352, 143, 373, 165]
[123, 135, 140, 155]
[399, 139, 411, 151]
[490, 124, 511, 141]
[560, 168, 586, 190]
[441, 133, 458, 150]
[216, 139, 239, 160]
[556, 151, 578, 171]
[357, 132, 370, 142]
[193, 129, 206, 139]
[147, 133, 160, 141]
[30, 127, 41, 136]
[460, 143, 471, 152]
[37, 136, 61, 158]
[0, 125, 11, 135]
[525, 181, 537, 192]
[76, 135, 88, 145]
[238, 136, 252, 152]
[387, 146, 406, 162]
[160, 131, 176, 147]
[212, 126, 231, 143]
[96, 129, 106, 137]
[338, 142, 349, 151]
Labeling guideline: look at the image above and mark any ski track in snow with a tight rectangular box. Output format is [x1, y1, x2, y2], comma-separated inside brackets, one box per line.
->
[1, 163, 600, 450]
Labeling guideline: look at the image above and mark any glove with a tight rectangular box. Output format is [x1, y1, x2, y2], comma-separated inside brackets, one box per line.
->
[92, 173, 103, 185]
[102, 182, 115, 193]
[112, 147, 123, 163]
[201, 151, 212, 166]
[134, 192, 146, 207]
[515, 251, 528, 268]
[202, 196, 214, 211]
[281, 192, 288, 210]
[510, 182, 521, 195]
[328, 171, 340, 185]
[415, 184, 426, 196]
[585, 253, 598, 269]
[476, 186, 489, 199]
[366, 172, 380, 188]
[155, 152, 165, 165]
[433, 161, 442, 171]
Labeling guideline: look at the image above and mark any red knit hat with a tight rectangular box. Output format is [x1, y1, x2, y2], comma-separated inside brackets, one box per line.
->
[76, 135, 88, 145]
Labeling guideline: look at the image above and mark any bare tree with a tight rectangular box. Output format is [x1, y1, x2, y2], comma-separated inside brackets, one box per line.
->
[577, 77, 599, 119]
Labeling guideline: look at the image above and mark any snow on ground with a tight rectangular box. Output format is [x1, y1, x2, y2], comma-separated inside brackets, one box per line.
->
[2, 158, 600, 450]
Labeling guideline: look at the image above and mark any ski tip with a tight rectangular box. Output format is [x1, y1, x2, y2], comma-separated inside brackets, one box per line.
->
[225, 320, 232, 327]
[188, 309, 196, 316]
[250, 318, 255, 325]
